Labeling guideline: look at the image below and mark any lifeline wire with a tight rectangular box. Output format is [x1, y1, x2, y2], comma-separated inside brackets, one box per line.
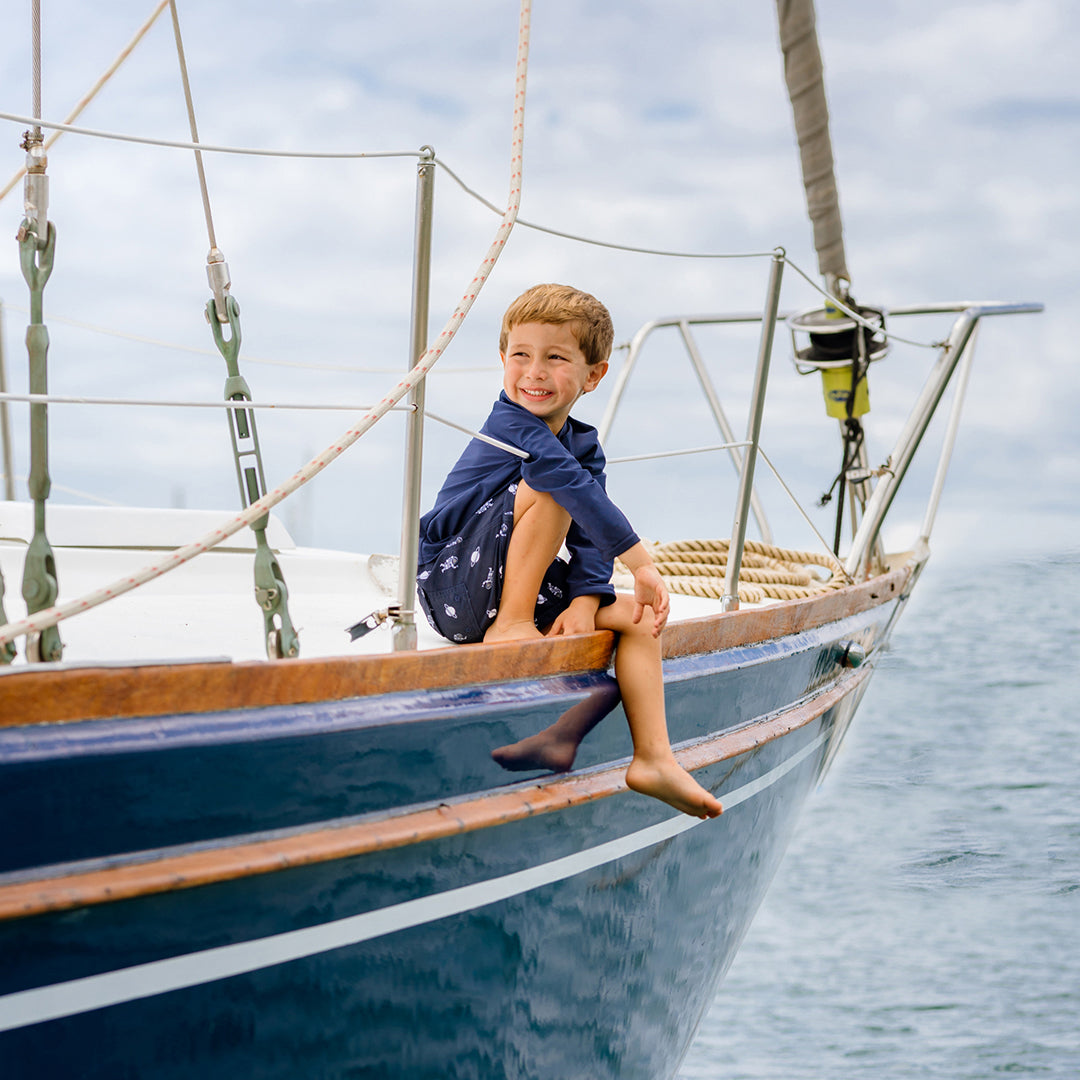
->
[0, 391, 412, 413]
[433, 157, 777, 261]
[0, 0, 534, 649]
[0, 110, 423, 161]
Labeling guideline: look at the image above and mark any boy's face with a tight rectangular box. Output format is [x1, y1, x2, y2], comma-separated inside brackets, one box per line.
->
[501, 321, 608, 435]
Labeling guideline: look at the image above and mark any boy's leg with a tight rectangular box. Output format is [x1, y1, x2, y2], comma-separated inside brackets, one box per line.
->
[596, 597, 722, 819]
[484, 481, 570, 642]
[491, 677, 621, 773]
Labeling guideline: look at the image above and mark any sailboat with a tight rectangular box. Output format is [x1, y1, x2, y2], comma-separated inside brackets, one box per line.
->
[0, 2, 1041, 1078]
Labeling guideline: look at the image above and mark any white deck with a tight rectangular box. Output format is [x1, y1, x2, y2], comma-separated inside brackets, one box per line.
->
[0, 503, 733, 667]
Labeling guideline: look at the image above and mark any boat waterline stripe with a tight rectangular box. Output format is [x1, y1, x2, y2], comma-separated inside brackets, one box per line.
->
[0, 733, 826, 1033]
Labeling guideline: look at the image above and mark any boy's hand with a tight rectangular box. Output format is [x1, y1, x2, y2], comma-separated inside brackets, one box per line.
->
[631, 564, 669, 637]
[548, 595, 600, 636]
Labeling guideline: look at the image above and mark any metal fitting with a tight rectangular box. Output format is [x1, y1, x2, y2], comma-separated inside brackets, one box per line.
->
[21, 136, 49, 245]
[206, 249, 231, 323]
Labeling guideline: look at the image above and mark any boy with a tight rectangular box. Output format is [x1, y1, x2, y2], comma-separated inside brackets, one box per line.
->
[417, 284, 721, 820]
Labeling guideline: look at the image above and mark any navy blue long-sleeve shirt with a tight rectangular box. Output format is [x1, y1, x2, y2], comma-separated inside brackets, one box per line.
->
[418, 392, 639, 604]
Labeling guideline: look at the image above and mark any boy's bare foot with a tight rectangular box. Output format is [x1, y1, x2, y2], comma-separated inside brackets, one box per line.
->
[483, 619, 544, 643]
[625, 755, 723, 819]
[492, 681, 621, 774]
[491, 728, 579, 773]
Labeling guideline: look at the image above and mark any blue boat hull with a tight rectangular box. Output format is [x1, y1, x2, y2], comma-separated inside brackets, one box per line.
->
[0, 572, 906, 1078]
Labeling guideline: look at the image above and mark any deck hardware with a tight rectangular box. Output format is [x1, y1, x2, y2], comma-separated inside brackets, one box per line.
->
[347, 606, 401, 641]
[393, 147, 436, 652]
[208, 295, 299, 660]
[722, 251, 785, 611]
[836, 640, 866, 668]
[17, 208, 61, 663]
[0, 302, 13, 662]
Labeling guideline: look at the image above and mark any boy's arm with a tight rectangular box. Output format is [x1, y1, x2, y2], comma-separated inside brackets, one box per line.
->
[618, 542, 670, 637]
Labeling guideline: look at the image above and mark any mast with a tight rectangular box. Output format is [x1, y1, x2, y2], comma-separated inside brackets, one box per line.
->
[774, 0, 849, 296]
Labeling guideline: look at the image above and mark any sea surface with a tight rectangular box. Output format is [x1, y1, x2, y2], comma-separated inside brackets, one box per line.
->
[679, 549, 1080, 1080]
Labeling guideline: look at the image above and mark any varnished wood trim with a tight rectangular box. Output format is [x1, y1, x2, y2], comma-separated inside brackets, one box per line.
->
[0, 566, 908, 728]
[0, 666, 869, 922]
[661, 566, 909, 658]
[0, 633, 615, 728]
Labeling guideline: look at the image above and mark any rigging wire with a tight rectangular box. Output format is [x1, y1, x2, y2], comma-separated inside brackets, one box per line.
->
[31, 1, 42, 133]
[0, 109, 424, 160]
[167, 0, 217, 251]
[0, 0, 536, 650]
[0, 2, 169, 205]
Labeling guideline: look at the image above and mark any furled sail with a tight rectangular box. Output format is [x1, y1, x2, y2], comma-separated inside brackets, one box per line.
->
[775, 0, 849, 290]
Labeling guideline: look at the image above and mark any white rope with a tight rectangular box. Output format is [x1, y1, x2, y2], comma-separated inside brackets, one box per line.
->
[0, 0, 532, 651]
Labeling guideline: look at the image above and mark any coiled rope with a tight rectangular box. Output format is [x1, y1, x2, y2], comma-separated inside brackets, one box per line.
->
[619, 538, 848, 606]
[0, 0, 533, 652]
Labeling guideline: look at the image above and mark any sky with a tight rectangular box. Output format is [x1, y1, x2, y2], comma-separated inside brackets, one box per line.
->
[0, 0, 1075, 566]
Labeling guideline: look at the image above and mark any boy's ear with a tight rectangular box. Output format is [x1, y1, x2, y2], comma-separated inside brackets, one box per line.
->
[584, 360, 609, 391]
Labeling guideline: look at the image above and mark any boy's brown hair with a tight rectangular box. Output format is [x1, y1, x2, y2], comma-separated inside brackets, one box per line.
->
[499, 283, 614, 367]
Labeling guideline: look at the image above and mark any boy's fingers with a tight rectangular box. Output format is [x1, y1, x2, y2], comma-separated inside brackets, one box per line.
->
[632, 601, 644, 624]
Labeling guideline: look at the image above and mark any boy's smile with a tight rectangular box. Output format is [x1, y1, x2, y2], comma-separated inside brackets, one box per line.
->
[501, 322, 608, 434]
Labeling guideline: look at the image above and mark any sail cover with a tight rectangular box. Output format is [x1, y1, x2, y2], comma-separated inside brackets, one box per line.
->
[775, 0, 849, 286]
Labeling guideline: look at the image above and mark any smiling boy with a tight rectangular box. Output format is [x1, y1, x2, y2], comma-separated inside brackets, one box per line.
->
[416, 283, 721, 819]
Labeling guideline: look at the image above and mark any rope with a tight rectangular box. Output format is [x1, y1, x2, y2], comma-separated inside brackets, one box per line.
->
[617, 537, 848, 604]
[0, 0, 533, 652]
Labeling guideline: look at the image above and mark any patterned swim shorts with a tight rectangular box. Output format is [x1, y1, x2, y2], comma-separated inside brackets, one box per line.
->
[416, 483, 571, 643]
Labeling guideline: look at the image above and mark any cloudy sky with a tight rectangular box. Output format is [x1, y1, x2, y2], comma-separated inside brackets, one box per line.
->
[0, 0, 1075, 564]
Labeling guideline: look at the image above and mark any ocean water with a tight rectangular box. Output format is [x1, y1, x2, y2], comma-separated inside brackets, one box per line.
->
[679, 550, 1080, 1079]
